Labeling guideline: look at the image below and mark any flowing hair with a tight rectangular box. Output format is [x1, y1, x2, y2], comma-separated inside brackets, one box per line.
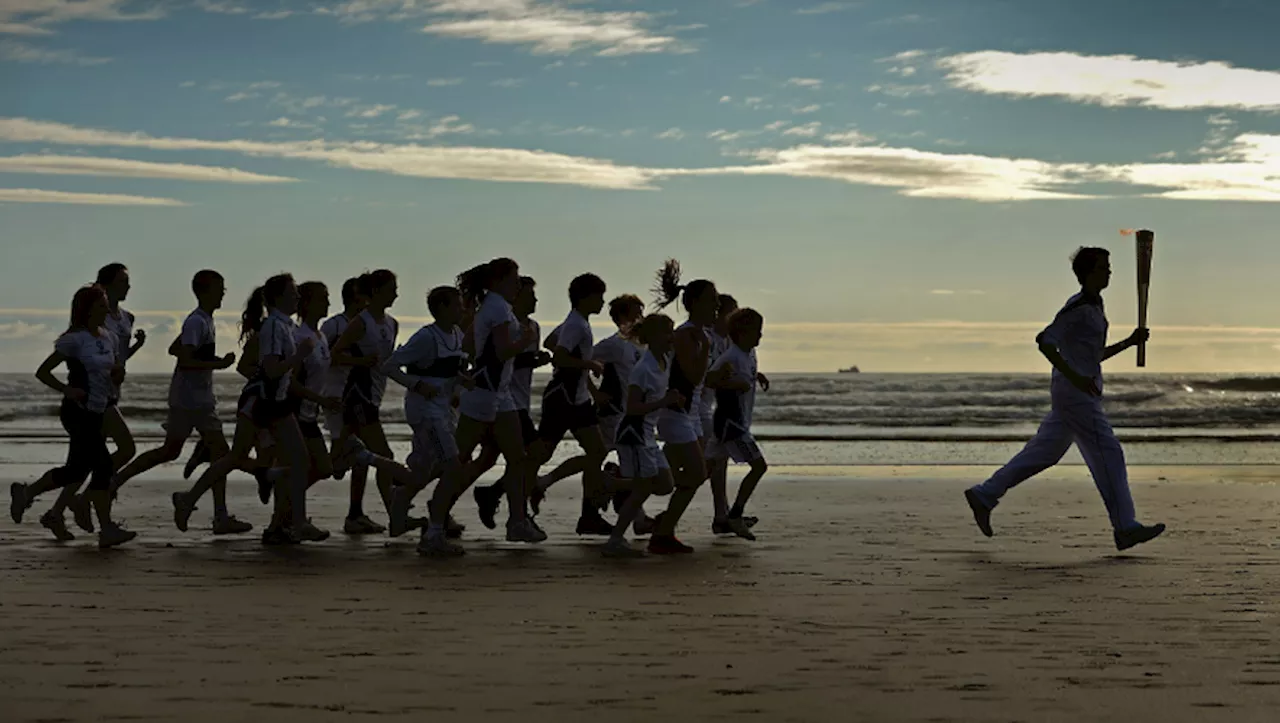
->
[456, 258, 519, 308]
[651, 259, 715, 313]
[67, 285, 108, 333]
[241, 287, 266, 342]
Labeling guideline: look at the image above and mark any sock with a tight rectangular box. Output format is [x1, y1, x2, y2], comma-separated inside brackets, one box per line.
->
[213, 500, 229, 520]
[728, 503, 745, 519]
[427, 522, 445, 537]
[348, 504, 363, 520]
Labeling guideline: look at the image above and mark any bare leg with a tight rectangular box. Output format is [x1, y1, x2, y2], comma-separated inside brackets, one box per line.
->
[653, 441, 707, 538]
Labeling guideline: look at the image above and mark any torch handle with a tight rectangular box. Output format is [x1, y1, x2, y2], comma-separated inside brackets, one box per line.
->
[1136, 283, 1149, 367]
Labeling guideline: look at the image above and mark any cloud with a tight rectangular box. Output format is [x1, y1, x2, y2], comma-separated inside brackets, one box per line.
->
[16, 116, 1280, 202]
[782, 122, 822, 137]
[719, 95, 732, 103]
[0, 0, 164, 35]
[0, 188, 187, 206]
[490, 77, 524, 88]
[0, 320, 49, 339]
[938, 50, 1280, 111]
[0, 39, 109, 64]
[796, 2, 858, 14]
[655, 127, 684, 140]
[824, 129, 873, 144]
[224, 91, 257, 102]
[397, 109, 423, 121]
[786, 77, 823, 89]
[792, 104, 822, 114]
[0, 154, 298, 182]
[418, 0, 691, 56]
[427, 77, 464, 86]
[0, 117, 658, 190]
[266, 116, 317, 129]
[346, 103, 397, 118]
[865, 82, 934, 98]
[195, 0, 250, 14]
[677, 144, 1095, 201]
[929, 289, 985, 296]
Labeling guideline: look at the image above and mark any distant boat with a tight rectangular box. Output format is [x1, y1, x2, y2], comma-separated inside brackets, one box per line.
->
[838, 365, 861, 374]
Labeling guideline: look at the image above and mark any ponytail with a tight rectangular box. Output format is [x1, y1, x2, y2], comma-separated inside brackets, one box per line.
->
[652, 259, 684, 310]
[456, 257, 520, 308]
[652, 259, 715, 314]
[241, 287, 266, 342]
[456, 263, 489, 309]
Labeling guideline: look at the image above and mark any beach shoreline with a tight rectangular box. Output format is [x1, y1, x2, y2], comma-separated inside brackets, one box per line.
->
[4, 466, 1280, 722]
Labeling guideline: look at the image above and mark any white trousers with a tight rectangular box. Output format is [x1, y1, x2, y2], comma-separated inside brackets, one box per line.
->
[972, 396, 1137, 531]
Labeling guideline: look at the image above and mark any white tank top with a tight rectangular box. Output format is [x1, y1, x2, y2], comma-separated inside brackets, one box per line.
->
[358, 309, 398, 406]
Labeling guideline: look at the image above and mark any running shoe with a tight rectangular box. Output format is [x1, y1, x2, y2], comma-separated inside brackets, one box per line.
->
[172, 492, 195, 532]
[602, 537, 645, 558]
[576, 513, 613, 537]
[293, 519, 331, 542]
[506, 517, 547, 543]
[40, 511, 74, 541]
[417, 531, 465, 556]
[474, 485, 501, 530]
[10, 482, 28, 524]
[1115, 523, 1166, 551]
[343, 515, 385, 535]
[71, 493, 95, 533]
[98, 522, 136, 549]
[647, 535, 694, 555]
[212, 516, 253, 535]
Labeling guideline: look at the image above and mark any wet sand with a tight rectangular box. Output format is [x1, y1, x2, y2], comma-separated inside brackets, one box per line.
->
[4, 465, 1280, 722]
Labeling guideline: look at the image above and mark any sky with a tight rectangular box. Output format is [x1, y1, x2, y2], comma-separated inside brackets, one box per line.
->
[4, 0, 1280, 374]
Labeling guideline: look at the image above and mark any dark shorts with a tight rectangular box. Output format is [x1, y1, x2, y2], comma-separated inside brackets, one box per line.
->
[343, 401, 380, 429]
[238, 390, 292, 428]
[517, 408, 537, 444]
[299, 419, 324, 440]
[538, 397, 599, 444]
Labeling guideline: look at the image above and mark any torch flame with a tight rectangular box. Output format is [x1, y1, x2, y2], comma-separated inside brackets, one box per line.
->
[1119, 228, 1136, 236]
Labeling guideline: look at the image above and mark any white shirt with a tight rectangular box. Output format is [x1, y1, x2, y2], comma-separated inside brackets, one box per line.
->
[294, 323, 330, 422]
[1038, 291, 1108, 400]
[698, 329, 730, 418]
[472, 292, 518, 396]
[168, 308, 217, 410]
[320, 312, 353, 400]
[617, 349, 669, 447]
[358, 309, 398, 406]
[510, 318, 541, 411]
[593, 332, 642, 418]
[103, 307, 134, 400]
[258, 309, 298, 402]
[387, 323, 466, 424]
[56, 329, 118, 414]
[708, 342, 758, 435]
[547, 310, 593, 406]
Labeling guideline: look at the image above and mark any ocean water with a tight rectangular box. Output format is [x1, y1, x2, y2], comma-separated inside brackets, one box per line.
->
[4, 373, 1280, 467]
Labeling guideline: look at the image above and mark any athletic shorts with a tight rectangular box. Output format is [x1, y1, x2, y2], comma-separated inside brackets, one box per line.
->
[617, 444, 669, 480]
[539, 396, 599, 443]
[343, 400, 380, 429]
[324, 411, 343, 439]
[164, 406, 222, 441]
[497, 391, 519, 414]
[459, 388, 500, 424]
[699, 411, 714, 442]
[598, 414, 622, 452]
[238, 391, 292, 428]
[408, 415, 458, 471]
[706, 433, 763, 464]
[298, 419, 324, 440]
[517, 408, 537, 444]
[657, 408, 699, 446]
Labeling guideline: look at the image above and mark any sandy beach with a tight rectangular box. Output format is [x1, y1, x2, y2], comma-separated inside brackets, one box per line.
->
[4, 465, 1280, 722]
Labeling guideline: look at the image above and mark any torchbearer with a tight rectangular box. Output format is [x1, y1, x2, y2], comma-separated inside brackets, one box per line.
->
[963, 245, 1166, 551]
